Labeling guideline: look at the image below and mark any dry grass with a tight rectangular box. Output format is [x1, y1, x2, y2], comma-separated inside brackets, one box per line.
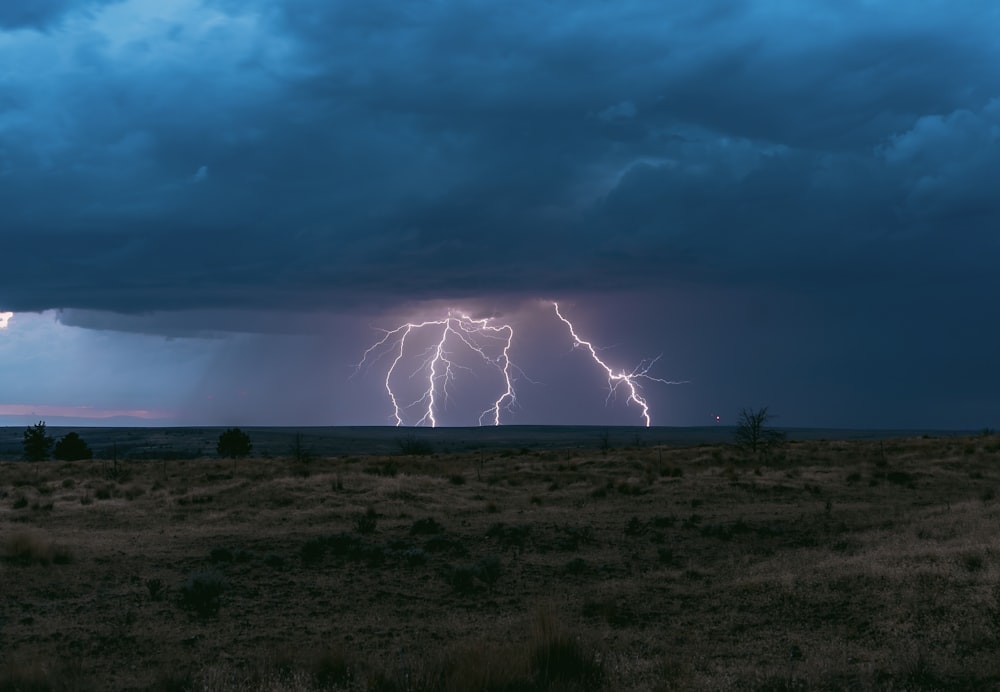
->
[1, 434, 1000, 689]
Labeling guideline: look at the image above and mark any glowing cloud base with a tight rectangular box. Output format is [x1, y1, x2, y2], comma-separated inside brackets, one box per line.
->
[357, 302, 679, 427]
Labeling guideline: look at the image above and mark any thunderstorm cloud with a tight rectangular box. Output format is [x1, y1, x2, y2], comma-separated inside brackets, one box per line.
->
[1, 0, 998, 427]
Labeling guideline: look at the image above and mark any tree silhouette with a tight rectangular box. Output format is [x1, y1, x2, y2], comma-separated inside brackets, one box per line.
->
[217, 428, 252, 459]
[53, 432, 93, 461]
[734, 407, 785, 455]
[23, 421, 54, 461]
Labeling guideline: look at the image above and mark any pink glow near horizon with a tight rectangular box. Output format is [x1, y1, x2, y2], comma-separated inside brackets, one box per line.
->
[0, 404, 176, 420]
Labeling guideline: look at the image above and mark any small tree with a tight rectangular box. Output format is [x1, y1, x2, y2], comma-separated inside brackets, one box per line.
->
[734, 407, 785, 455]
[290, 432, 313, 464]
[23, 421, 54, 461]
[217, 428, 252, 459]
[53, 432, 93, 461]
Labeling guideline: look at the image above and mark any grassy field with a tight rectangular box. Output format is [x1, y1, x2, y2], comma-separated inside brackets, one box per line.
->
[2, 433, 1000, 690]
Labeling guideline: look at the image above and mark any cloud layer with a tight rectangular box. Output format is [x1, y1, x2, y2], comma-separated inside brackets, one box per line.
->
[1, 0, 997, 316]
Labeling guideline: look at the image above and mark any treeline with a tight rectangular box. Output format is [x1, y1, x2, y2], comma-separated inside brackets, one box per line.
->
[22, 421, 92, 461]
[16, 422, 253, 462]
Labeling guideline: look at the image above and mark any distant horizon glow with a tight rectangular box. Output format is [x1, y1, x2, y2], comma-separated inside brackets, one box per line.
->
[0, 404, 176, 420]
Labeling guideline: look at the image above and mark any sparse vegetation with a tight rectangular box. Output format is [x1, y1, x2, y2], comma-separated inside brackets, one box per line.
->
[2, 431, 1000, 689]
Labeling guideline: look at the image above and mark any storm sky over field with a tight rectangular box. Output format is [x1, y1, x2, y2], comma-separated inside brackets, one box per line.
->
[2, 1, 999, 429]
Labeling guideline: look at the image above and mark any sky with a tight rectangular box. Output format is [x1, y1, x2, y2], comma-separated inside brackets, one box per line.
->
[1, 0, 999, 430]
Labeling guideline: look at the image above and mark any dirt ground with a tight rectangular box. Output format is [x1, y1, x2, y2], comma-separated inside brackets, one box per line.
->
[2, 433, 1000, 690]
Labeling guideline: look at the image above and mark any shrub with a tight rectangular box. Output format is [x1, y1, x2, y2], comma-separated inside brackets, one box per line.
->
[210, 547, 234, 563]
[53, 432, 93, 461]
[397, 436, 434, 455]
[216, 427, 252, 459]
[410, 517, 444, 535]
[179, 571, 224, 618]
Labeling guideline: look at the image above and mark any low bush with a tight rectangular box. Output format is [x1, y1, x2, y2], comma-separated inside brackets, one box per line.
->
[409, 517, 444, 535]
[397, 436, 434, 456]
[179, 571, 224, 618]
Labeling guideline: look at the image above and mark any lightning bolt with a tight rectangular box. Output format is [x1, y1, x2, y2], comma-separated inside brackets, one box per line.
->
[356, 312, 517, 427]
[552, 302, 680, 427]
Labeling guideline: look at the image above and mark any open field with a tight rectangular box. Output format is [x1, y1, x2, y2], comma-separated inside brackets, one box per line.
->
[3, 431, 1000, 690]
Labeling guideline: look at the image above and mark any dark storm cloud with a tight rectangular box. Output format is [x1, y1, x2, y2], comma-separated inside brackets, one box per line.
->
[0, 0, 121, 30]
[2, 0, 999, 319]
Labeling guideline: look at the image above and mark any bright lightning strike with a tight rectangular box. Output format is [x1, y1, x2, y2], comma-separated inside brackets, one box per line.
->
[356, 312, 516, 427]
[552, 301, 681, 427]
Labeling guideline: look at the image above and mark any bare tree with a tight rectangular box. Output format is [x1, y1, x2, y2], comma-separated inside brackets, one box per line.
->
[734, 407, 785, 454]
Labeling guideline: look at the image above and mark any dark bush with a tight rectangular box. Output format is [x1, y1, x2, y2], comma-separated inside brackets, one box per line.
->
[397, 436, 434, 455]
[53, 432, 93, 461]
[216, 428, 252, 459]
[410, 517, 444, 535]
[210, 547, 234, 563]
[179, 571, 224, 617]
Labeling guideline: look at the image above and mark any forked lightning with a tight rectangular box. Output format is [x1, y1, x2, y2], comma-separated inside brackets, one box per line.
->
[356, 312, 515, 427]
[357, 303, 680, 427]
[552, 302, 682, 427]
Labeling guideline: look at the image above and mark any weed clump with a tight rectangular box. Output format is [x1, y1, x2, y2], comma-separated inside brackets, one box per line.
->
[353, 506, 378, 535]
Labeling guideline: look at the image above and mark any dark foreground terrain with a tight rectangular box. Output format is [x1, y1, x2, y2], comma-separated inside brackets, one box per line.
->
[3, 432, 1000, 690]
